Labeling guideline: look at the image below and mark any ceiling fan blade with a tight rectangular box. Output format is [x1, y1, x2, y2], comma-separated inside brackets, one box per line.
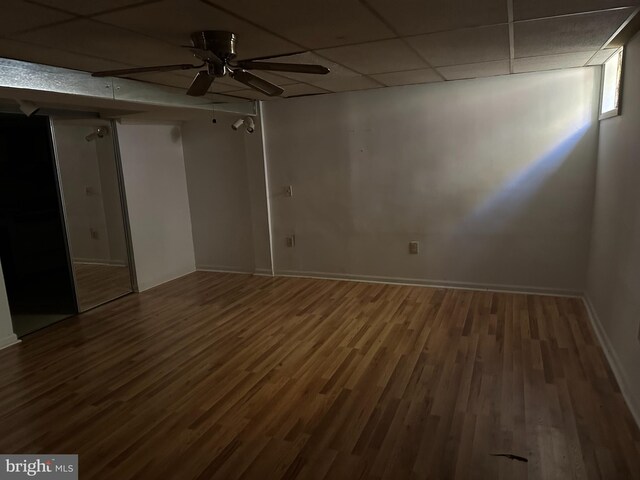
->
[230, 69, 284, 96]
[92, 63, 201, 77]
[186, 71, 214, 96]
[235, 60, 330, 75]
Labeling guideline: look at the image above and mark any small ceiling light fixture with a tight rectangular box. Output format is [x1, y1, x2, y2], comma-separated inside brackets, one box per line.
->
[85, 126, 109, 142]
[245, 116, 255, 133]
[16, 99, 40, 117]
[231, 116, 255, 134]
[231, 117, 245, 131]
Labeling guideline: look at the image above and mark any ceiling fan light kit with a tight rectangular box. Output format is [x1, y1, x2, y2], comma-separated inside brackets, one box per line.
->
[91, 30, 330, 98]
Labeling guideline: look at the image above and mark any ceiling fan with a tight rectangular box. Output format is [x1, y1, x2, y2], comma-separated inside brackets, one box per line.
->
[92, 30, 330, 97]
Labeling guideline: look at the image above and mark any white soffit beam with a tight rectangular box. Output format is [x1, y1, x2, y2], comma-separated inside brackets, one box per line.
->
[0, 58, 256, 116]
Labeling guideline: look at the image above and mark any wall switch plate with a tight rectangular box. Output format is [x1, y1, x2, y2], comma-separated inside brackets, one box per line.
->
[409, 241, 419, 254]
[90, 228, 99, 240]
[286, 235, 296, 247]
[285, 185, 293, 197]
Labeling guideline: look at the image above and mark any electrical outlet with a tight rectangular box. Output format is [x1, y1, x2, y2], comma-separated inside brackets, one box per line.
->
[286, 235, 296, 247]
[409, 241, 419, 254]
[285, 185, 293, 197]
[90, 228, 99, 240]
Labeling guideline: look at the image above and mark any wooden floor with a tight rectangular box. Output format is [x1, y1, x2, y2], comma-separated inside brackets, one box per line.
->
[0, 272, 638, 479]
[73, 262, 132, 311]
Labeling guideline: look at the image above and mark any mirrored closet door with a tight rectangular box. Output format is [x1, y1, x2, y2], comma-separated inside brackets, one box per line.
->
[0, 113, 78, 337]
[51, 119, 134, 312]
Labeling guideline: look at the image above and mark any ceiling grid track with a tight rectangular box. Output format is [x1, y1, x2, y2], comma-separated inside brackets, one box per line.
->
[200, 0, 341, 95]
[198, 0, 395, 92]
[2, 0, 640, 100]
[507, 0, 515, 74]
[358, 0, 447, 82]
[585, 6, 640, 65]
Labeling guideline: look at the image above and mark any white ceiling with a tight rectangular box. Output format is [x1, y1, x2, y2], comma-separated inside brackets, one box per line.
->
[0, 0, 638, 102]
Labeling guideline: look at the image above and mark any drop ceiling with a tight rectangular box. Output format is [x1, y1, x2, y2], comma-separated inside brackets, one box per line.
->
[0, 0, 638, 102]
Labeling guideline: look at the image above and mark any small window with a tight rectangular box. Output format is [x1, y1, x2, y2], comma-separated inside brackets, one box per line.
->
[600, 47, 624, 120]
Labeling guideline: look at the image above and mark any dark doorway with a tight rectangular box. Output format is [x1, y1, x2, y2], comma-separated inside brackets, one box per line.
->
[0, 113, 77, 336]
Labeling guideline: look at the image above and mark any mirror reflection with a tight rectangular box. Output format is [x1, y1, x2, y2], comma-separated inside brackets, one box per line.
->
[52, 119, 133, 311]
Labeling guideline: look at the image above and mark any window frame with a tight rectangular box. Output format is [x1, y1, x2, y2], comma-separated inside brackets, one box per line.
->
[599, 47, 625, 121]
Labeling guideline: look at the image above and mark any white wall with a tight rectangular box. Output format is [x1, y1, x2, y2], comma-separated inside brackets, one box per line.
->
[181, 111, 273, 275]
[54, 122, 112, 263]
[262, 68, 600, 293]
[244, 109, 274, 274]
[53, 120, 129, 266]
[182, 117, 256, 273]
[0, 259, 18, 349]
[95, 131, 129, 264]
[585, 32, 640, 424]
[117, 123, 195, 291]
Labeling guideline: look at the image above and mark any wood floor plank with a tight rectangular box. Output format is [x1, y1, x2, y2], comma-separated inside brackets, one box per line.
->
[0, 272, 638, 479]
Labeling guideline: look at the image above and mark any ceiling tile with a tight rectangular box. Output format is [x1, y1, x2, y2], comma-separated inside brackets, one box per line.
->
[12, 19, 191, 67]
[365, 0, 508, 36]
[0, 38, 131, 72]
[4, 0, 629, 99]
[309, 75, 382, 92]
[316, 39, 427, 74]
[281, 84, 329, 97]
[406, 24, 510, 67]
[513, 51, 595, 73]
[371, 68, 442, 86]
[437, 59, 510, 80]
[587, 48, 618, 64]
[224, 89, 276, 101]
[0, 0, 73, 35]
[95, 0, 300, 60]
[28, 0, 159, 16]
[513, 0, 639, 21]
[514, 8, 634, 57]
[258, 51, 359, 83]
[206, 93, 244, 103]
[201, 0, 394, 49]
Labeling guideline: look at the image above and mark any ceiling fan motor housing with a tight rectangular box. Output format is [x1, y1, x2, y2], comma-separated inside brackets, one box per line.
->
[191, 31, 237, 62]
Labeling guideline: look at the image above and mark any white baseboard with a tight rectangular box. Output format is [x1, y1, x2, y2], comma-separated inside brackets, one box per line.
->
[0, 333, 20, 351]
[74, 259, 127, 267]
[254, 268, 274, 276]
[197, 265, 254, 274]
[196, 265, 274, 276]
[582, 295, 640, 429]
[274, 270, 582, 298]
